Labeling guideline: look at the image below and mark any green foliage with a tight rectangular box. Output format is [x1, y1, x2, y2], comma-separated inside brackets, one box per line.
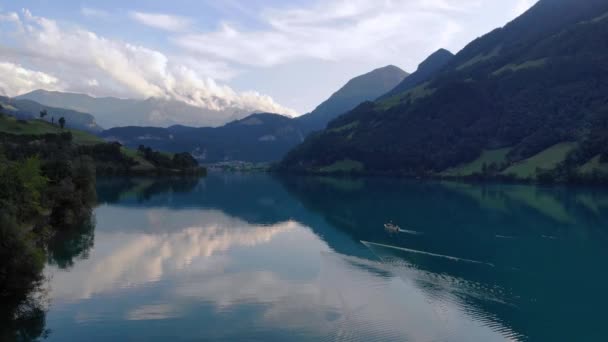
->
[503, 143, 578, 179]
[578, 155, 608, 174]
[0, 131, 98, 334]
[328, 121, 359, 133]
[456, 46, 501, 70]
[0, 214, 46, 299]
[318, 159, 364, 174]
[442, 148, 511, 177]
[137, 145, 203, 174]
[172, 152, 199, 170]
[492, 58, 547, 76]
[0, 157, 48, 222]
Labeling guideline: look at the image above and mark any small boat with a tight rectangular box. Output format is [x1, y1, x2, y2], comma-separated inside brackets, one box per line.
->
[384, 222, 401, 233]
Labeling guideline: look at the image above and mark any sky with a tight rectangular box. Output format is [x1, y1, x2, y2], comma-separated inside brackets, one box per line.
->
[0, 0, 538, 118]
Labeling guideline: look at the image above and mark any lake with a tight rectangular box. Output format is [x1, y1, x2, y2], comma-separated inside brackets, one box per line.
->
[36, 174, 608, 341]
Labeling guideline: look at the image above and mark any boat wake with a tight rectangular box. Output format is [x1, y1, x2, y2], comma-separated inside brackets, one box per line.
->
[361, 241, 495, 267]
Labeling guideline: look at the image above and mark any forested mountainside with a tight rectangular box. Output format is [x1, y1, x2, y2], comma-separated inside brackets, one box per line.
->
[378, 49, 453, 101]
[0, 96, 102, 133]
[296, 65, 409, 132]
[280, 0, 608, 183]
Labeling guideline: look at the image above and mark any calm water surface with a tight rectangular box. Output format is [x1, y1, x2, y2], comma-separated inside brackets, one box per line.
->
[38, 174, 608, 341]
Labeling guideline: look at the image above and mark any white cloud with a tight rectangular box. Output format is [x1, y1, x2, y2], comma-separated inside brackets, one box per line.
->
[81, 7, 110, 19]
[130, 11, 192, 32]
[0, 62, 62, 96]
[175, 0, 482, 68]
[0, 11, 19, 23]
[0, 9, 296, 121]
[46, 208, 296, 300]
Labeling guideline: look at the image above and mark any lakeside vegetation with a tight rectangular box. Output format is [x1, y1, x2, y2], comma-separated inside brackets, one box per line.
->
[0, 112, 206, 340]
[278, 140, 608, 185]
[0, 134, 96, 340]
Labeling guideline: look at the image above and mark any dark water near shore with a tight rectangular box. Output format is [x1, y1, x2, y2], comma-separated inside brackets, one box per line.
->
[35, 174, 608, 341]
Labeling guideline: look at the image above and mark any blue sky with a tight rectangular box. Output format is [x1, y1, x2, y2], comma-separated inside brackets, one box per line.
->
[0, 0, 537, 120]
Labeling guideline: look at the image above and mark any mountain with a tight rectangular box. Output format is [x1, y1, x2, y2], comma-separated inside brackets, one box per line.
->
[17, 90, 254, 128]
[379, 49, 454, 100]
[280, 0, 608, 182]
[101, 113, 306, 163]
[296, 65, 408, 132]
[0, 95, 102, 133]
[98, 65, 410, 163]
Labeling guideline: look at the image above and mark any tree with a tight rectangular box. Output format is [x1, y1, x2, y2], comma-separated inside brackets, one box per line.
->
[172, 152, 198, 169]
[58, 117, 66, 129]
[39, 110, 48, 120]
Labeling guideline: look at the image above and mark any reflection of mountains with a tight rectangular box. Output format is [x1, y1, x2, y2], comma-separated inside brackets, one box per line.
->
[97, 175, 299, 225]
[96, 174, 375, 259]
[96, 174, 608, 340]
[280, 176, 608, 261]
[48, 210, 295, 300]
[279, 176, 608, 342]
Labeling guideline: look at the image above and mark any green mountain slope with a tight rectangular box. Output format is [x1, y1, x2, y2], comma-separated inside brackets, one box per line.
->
[280, 0, 608, 182]
[0, 114, 203, 175]
[296, 65, 408, 132]
[0, 115, 103, 145]
[378, 49, 453, 101]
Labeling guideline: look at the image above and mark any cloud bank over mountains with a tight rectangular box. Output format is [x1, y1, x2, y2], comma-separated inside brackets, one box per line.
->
[0, 9, 296, 122]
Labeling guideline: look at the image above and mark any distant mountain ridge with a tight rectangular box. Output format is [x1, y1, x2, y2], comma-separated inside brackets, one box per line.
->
[280, 0, 608, 181]
[101, 113, 305, 163]
[97, 64, 409, 163]
[17, 90, 255, 129]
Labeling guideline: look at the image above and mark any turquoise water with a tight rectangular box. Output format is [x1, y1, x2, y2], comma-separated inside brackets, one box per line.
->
[39, 174, 608, 341]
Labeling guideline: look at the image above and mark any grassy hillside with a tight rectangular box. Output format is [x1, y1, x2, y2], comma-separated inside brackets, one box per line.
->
[0, 115, 203, 175]
[502, 142, 577, 179]
[579, 155, 608, 174]
[442, 148, 511, 176]
[0, 115, 102, 145]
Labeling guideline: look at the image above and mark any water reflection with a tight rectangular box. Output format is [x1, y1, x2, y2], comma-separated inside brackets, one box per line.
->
[279, 176, 608, 341]
[47, 215, 96, 269]
[35, 175, 608, 341]
[47, 209, 295, 300]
